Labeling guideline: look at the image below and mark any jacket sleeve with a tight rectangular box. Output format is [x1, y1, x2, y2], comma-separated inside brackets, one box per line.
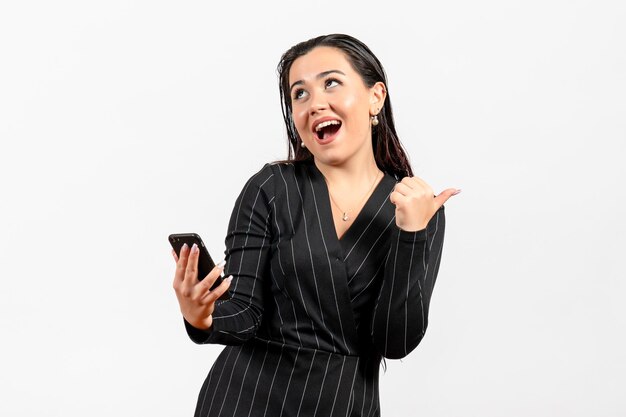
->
[371, 205, 446, 359]
[184, 163, 275, 345]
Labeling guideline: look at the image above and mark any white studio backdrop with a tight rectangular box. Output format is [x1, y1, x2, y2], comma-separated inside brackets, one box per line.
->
[1, 1, 625, 416]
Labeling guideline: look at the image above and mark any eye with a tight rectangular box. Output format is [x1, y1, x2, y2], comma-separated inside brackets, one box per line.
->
[293, 88, 307, 100]
[325, 78, 341, 89]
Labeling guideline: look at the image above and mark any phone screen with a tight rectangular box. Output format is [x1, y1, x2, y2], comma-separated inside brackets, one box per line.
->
[168, 233, 230, 300]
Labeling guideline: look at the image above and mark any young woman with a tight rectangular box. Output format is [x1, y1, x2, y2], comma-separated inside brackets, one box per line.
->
[172, 33, 460, 417]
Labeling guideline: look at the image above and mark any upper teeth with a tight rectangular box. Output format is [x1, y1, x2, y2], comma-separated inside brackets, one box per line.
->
[315, 120, 341, 132]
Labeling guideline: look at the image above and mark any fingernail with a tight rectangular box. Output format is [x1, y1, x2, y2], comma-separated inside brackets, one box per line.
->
[452, 189, 462, 196]
[182, 243, 188, 251]
[216, 259, 226, 269]
[191, 243, 199, 253]
[225, 275, 233, 283]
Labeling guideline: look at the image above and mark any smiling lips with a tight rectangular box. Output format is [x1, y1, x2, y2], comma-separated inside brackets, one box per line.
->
[312, 118, 342, 144]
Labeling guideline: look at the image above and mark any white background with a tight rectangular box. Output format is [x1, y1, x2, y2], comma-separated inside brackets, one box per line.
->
[1, 1, 625, 416]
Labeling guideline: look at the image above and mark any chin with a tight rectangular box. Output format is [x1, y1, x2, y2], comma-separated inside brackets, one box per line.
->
[314, 153, 347, 167]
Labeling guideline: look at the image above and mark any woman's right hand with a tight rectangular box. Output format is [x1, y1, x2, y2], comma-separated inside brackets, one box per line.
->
[172, 243, 232, 330]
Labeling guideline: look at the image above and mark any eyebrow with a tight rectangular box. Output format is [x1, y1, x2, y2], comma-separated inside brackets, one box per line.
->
[289, 70, 346, 93]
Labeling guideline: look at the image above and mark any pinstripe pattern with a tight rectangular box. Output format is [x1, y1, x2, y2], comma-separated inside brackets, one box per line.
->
[183, 159, 446, 416]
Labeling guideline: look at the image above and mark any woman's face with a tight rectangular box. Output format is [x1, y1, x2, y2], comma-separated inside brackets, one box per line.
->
[288, 46, 385, 167]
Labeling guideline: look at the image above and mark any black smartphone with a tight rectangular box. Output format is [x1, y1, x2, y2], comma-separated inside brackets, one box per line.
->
[168, 233, 230, 300]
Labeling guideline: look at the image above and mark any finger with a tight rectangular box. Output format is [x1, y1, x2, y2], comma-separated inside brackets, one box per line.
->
[201, 275, 233, 304]
[411, 177, 434, 195]
[389, 190, 408, 207]
[393, 182, 413, 197]
[389, 189, 403, 205]
[400, 177, 416, 189]
[197, 260, 227, 295]
[183, 243, 201, 286]
[174, 244, 189, 284]
[399, 179, 435, 200]
[434, 188, 460, 208]
[403, 176, 434, 198]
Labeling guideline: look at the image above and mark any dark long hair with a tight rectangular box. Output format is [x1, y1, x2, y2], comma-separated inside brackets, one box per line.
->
[275, 33, 413, 179]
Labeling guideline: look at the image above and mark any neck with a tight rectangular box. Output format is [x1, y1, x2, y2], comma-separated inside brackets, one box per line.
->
[314, 155, 381, 190]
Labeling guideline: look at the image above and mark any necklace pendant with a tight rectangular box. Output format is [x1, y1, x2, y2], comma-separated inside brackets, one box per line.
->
[342, 212, 349, 221]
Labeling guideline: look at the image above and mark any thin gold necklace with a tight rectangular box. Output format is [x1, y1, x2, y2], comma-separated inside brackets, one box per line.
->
[325, 170, 382, 221]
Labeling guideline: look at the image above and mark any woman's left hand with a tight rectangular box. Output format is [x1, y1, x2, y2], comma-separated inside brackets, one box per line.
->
[390, 177, 460, 232]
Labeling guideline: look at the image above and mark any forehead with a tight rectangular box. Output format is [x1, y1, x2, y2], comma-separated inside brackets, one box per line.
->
[288, 46, 357, 84]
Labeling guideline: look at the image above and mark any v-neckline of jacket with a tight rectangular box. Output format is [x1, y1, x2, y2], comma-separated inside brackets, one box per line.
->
[306, 160, 397, 254]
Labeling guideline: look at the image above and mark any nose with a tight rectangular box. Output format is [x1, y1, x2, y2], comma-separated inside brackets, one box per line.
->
[308, 90, 328, 116]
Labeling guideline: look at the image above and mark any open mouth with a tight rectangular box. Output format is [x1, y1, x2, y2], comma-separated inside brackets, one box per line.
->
[314, 120, 342, 142]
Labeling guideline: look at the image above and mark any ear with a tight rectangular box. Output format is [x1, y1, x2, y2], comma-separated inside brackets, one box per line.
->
[369, 81, 387, 115]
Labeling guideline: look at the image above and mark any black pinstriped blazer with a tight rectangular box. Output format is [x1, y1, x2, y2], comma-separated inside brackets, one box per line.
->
[183, 159, 446, 417]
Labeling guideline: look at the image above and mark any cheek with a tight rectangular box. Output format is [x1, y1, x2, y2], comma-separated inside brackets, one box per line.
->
[293, 105, 307, 121]
[337, 92, 368, 125]
[344, 97, 369, 134]
[291, 106, 308, 133]
[344, 94, 358, 108]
